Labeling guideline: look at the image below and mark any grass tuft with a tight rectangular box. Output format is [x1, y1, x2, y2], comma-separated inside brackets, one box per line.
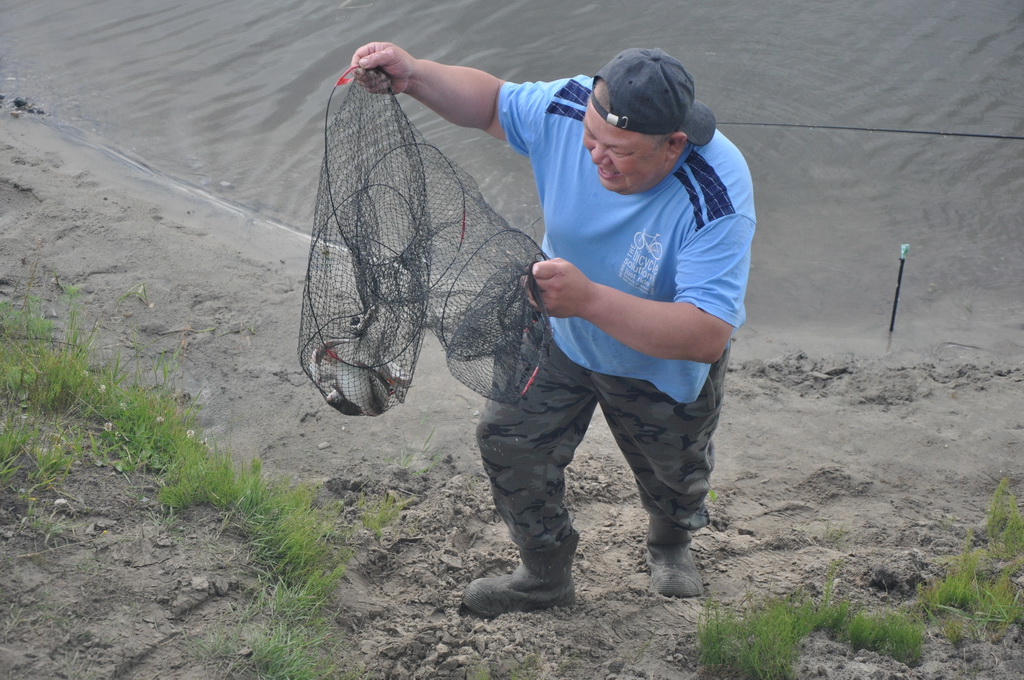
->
[698, 596, 806, 680]
[987, 478, 1024, 560]
[919, 485, 1024, 643]
[698, 563, 924, 680]
[699, 482, 1024, 676]
[358, 491, 409, 540]
[847, 609, 924, 666]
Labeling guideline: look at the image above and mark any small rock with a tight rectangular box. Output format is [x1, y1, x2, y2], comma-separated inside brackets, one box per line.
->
[607, 659, 626, 673]
[439, 553, 463, 570]
[85, 521, 114, 535]
[211, 576, 230, 596]
[169, 590, 210, 618]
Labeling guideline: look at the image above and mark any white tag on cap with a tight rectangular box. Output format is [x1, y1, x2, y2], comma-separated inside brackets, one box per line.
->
[605, 112, 628, 129]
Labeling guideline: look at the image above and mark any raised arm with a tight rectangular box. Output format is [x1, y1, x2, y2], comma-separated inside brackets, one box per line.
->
[350, 42, 506, 140]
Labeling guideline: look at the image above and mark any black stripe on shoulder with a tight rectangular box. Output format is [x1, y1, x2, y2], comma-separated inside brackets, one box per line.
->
[673, 152, 735, 230]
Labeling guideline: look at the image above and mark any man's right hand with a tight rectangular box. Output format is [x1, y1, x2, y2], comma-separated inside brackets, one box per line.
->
[345, 41, 506, 139]
[350, 42, 417, 94]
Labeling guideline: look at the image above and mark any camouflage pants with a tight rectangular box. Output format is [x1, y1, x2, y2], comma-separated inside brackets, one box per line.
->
[476, 342, 730, 551]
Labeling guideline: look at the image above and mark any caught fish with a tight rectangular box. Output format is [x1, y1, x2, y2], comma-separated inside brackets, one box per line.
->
[309, 338, 411, 416]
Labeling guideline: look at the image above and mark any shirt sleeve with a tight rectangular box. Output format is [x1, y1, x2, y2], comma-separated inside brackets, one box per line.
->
[499, 77, 589, 158]
[674, 212, 755, 328]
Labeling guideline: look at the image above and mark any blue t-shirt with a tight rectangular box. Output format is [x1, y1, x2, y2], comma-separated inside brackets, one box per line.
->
[498, 76, 756, 403]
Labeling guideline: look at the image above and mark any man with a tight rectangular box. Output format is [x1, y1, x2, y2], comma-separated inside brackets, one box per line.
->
[350, 43, 755, 617]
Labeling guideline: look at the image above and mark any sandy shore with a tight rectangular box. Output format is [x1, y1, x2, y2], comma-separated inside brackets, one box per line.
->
[2, 114, 1023, 678]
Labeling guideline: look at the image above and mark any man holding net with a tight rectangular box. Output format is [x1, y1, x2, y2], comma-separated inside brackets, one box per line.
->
[350, 42, 755, 617]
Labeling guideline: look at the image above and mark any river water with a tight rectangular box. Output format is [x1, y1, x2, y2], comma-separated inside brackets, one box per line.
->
[2, 0, 1022, 361]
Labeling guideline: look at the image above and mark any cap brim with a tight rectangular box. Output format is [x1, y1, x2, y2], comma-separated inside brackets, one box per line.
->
[683, 100, 716, 146]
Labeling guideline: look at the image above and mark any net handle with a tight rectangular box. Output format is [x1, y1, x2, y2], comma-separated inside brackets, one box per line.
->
[336, 65, 359, 86]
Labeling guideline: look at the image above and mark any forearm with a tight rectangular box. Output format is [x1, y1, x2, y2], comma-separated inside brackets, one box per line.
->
[581, 284, 733, 363]
[405, 60, 505, 138]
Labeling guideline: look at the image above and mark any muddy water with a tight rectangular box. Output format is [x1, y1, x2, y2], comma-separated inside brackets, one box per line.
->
[2, 0, 1022, 359]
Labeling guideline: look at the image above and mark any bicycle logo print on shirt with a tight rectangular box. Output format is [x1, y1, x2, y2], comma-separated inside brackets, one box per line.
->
[619, 230, 663, 294]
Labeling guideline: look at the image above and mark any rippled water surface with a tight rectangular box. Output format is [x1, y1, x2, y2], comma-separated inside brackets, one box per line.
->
[2, 0, 1022, 358]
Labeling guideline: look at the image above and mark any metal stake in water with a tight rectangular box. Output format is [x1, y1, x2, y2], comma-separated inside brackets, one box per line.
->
[888, 244, 910, 333]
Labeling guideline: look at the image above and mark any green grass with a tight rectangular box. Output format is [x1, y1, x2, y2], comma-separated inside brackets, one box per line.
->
[698, 481, 1024, 678]
[986, 478, 1024, 559]
[0, 287, 392, 677]
[358, 491, 410, 540]
[847, 609, 924, 666]
[698, 597, 806, 680]
[698, 563, 924, 679]
[191, 587, 347, 680]
[821, 521, 849, 547]
[919, 527, 1024, 641]
[394, 419, 442, 474]
[918, 481, 1024, 643]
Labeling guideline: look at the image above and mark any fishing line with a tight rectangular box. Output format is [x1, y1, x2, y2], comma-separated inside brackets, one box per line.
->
[718, 121, 1024, 142]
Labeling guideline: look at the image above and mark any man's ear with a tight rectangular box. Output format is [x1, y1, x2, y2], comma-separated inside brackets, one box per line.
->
[668, 131, 689, 155]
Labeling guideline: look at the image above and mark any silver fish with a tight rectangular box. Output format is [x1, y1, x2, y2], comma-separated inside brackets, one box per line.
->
[309, 339, 411, 416]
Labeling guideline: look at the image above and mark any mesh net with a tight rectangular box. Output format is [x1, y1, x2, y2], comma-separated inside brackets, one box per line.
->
[298, 82, 551, 416]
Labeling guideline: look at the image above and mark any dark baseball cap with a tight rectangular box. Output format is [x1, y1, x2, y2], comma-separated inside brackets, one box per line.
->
[592, 48, 716, 145]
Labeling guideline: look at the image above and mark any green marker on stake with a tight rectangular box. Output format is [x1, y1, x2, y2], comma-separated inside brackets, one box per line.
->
[888, 244, 909, 332]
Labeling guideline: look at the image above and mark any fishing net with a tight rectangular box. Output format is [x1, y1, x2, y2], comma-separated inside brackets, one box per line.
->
[298, 79, 551, 416]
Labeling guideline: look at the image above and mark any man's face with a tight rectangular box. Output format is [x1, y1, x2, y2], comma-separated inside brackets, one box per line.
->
[582, 102, 687, 195]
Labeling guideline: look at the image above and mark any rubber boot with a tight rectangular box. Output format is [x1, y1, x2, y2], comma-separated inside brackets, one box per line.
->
[462, 531, 578, 618]
[647, 518, 704, 597]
